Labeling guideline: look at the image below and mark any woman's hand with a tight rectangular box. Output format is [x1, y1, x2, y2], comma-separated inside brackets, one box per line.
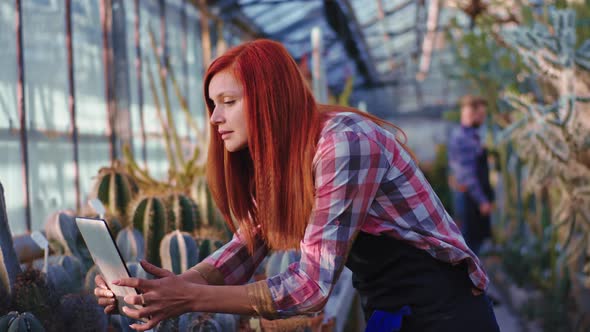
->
[112, 261, 201, 331]
[94, 275, 118, 314]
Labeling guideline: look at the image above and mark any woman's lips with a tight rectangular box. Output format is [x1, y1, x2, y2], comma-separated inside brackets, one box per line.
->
[220, 131, 233, 139]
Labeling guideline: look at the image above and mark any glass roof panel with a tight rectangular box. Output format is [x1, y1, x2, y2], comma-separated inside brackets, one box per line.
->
[382, 0, 413, 12]
[385, 3, 416, 28]
[349, 0, 378, 25]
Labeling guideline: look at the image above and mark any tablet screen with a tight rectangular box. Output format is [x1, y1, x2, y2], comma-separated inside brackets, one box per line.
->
[75, 217, 144, 316]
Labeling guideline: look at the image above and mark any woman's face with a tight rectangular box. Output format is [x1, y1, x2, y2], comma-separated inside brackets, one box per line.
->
[209, 70, 248, 152]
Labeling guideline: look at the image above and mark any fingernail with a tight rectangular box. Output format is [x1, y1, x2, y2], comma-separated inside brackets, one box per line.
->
[107, 291, 114, 297]
[112, 280, 119, 285]
[124, 295, 131, 303]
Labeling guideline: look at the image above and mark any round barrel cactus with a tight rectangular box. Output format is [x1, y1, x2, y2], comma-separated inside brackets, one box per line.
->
[0, 311, 45, 332]
[165, 193, 201, 234]
[91, 164, 138, 221]
[129, 195, 167, 267]
[58, 294, 108, 332]
[44, 211, 93, 271]
[212, 313, 238, 332]
[116, 227, 145, 263]
[32, 255, 84, 294]
[160, 231, 199, 275]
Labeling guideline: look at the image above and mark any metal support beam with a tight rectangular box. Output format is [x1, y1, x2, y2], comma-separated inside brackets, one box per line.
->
[15, 0, 31, 232]
[326, 0, 379, 85]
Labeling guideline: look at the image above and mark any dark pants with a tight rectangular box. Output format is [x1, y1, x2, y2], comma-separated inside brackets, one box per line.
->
[452, 190, 491, 255]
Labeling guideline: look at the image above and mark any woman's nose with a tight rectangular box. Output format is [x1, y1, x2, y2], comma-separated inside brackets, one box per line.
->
[210, 108, 225, 125]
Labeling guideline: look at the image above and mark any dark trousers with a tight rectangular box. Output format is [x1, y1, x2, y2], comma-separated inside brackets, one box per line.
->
[452, 190, 491, 255]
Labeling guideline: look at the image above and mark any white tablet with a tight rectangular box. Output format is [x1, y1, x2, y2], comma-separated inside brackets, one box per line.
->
[75, 217, 146, 320]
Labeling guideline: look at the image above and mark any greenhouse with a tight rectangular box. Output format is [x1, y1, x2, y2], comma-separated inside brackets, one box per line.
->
[0, 0, 589, 331]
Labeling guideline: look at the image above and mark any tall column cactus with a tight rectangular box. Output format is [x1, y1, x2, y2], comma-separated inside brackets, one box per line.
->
[91, 162, 139, 223]
[499, 9, 590, 264]
[129, 194, 167, 267]
[0, 182, 22, 295]
[165, 193, 200, 234]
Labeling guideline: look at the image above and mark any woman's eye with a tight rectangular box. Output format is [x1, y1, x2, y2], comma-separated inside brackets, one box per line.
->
[224, 100, 236, 105]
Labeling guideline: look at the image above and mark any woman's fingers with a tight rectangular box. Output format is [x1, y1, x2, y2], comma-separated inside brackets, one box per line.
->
[94, 287, 114, 298]
[113, 277, 149, 290]
[140, 260, 173, 279]
[104, 304, 117, 314]
[98, 297, 117, 307]
[123, 294, 146, 306]
[95, 274, 108, 289]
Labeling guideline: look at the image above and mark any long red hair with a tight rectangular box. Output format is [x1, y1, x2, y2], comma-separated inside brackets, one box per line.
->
[204, 39, 413, 252]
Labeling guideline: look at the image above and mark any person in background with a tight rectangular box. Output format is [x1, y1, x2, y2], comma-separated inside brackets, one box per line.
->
[93, 40, 499, 332]
[448, 96, 495, 256]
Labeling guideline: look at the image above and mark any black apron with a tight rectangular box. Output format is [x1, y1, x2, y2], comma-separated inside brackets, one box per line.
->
[345, 232, 499, 331]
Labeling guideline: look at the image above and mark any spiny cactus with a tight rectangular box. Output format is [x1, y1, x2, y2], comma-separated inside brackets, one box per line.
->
[160, 231, 199, 275]
[108, 315, 136, 332]
[116, 227, 145, 263]
[129, 195, 168, 267]
[44, 211, 93, 272]
[58, 294, 108, 332]
[212, 313, 239, 332]
[11, 269, 61, 332]
[165, 193, 200, 234]
[0, 311, 45, 332]
[499, 8, 590, 270]
[154, 317, 179, 332]
[91, 163, 138, 221]
[195, 239, 224, 263]
[180, 313, 222, 332]
[32, 255, 84, 294]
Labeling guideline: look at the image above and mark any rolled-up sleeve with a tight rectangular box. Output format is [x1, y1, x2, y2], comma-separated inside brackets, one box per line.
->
[191, 227, 269, 286]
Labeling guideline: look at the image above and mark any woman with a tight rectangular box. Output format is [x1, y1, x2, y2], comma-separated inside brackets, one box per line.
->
[95, 39, 499, 331]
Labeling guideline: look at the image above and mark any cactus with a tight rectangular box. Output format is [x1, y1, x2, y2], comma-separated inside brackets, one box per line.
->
[160, 231, 199, 275]
[44, 211, 93, 271]
[44, 264, 76, 297]
[196, 239, 212, 263]
[108, 315, 136, 332]
[58, 294, 108, 332]
[165, 193, 200, 233]
[180, 313, 222, 332]
[91, 164, 138, 221]
[32, 255, 84, 294]
[0, 311, 45, 332]
[499, 8, 590, 269]
[0, 183, 22, 296]
[129, 195, 167, 267]
[212, 313, 238, 332]
[116, 227, 145, 263]
[154, 317, 179, 332]
[11, 269, 60, 331]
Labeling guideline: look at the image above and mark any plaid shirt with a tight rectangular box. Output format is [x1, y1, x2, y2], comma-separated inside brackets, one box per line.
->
[448, 125, 490, 205]
[197, 112, 488, 318]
